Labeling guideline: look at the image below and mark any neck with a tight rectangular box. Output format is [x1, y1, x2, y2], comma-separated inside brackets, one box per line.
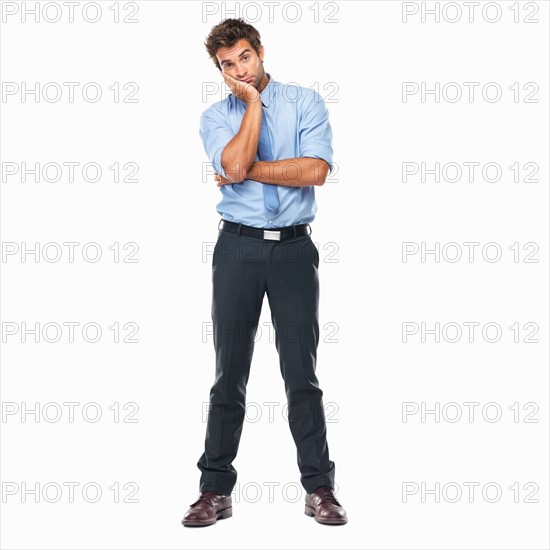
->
[257, 72, 270, 94]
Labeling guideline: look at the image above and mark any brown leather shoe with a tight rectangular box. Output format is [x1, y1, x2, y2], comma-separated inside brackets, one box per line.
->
[181, 491, 232, 527]
[305, 486, 348, 525]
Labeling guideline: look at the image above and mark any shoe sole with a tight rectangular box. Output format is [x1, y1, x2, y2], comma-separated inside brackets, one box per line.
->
[182, 506, 233, 527]
[305, 504, 348, 525]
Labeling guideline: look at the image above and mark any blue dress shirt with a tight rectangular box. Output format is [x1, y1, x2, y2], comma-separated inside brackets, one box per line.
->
[199, 73, 334, 229]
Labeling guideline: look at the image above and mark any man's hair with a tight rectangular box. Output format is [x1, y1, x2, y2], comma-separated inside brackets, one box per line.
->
[204, 18, 262, 71]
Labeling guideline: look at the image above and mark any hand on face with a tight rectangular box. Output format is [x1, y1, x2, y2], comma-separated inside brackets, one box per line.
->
[221, 71, 261, 104]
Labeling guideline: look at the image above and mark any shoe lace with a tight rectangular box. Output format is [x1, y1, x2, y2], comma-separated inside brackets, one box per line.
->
[189, 491, 218, 508]
[316, 486, 341, 507]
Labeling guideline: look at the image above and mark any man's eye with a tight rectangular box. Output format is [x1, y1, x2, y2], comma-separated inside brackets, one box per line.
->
[243, 56, 249, 61]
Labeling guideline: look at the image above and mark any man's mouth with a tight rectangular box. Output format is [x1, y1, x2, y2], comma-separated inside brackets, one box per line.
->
[241, 78, 254, 84]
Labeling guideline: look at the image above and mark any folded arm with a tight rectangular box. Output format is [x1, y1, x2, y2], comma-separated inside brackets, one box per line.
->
[240, 89, 334, 188]
[245, 157, 330, 186]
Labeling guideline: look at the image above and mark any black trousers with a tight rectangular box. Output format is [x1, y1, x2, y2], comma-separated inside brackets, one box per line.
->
[197, 223, 336, 496]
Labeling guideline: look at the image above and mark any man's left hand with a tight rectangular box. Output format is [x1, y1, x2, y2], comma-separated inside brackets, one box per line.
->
[214, 172, 233, 187]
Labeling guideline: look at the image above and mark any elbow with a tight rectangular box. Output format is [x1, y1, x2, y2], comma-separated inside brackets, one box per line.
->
[221, 153, 248, 183]
[219, 162, 245, 184]
[315, 160, 330, 186]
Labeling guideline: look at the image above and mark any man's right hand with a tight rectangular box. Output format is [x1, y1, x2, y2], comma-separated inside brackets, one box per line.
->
[222, 72, 261, 105]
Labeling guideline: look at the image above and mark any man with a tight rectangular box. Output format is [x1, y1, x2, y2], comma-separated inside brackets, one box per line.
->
[182, 18, 347, 527]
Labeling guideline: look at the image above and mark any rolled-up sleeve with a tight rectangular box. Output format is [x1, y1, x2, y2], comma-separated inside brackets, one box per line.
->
[298, 90, 334, 174]
[199, 106, 235, 181]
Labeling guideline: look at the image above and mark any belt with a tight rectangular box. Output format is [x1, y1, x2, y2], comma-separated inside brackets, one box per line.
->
[218, 219, 312, 241]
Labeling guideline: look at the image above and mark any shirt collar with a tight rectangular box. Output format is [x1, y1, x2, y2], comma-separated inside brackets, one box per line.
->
[259, 73, 276, 108]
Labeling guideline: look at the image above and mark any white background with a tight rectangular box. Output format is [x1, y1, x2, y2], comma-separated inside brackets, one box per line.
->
[1, 1, 548, 549]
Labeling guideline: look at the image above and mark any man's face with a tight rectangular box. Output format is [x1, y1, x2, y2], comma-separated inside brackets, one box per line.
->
[216, 38, 265, 89]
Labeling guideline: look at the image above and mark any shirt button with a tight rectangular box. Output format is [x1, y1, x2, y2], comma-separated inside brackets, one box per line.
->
[268, 220, 272, 224]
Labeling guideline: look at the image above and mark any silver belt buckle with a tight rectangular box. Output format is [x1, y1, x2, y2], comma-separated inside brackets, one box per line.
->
[263, 230, 281, 241]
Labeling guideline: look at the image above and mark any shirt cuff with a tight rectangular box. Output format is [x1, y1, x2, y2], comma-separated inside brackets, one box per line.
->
[212, 147, 230, 180]
[301, 146, 334, 174]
